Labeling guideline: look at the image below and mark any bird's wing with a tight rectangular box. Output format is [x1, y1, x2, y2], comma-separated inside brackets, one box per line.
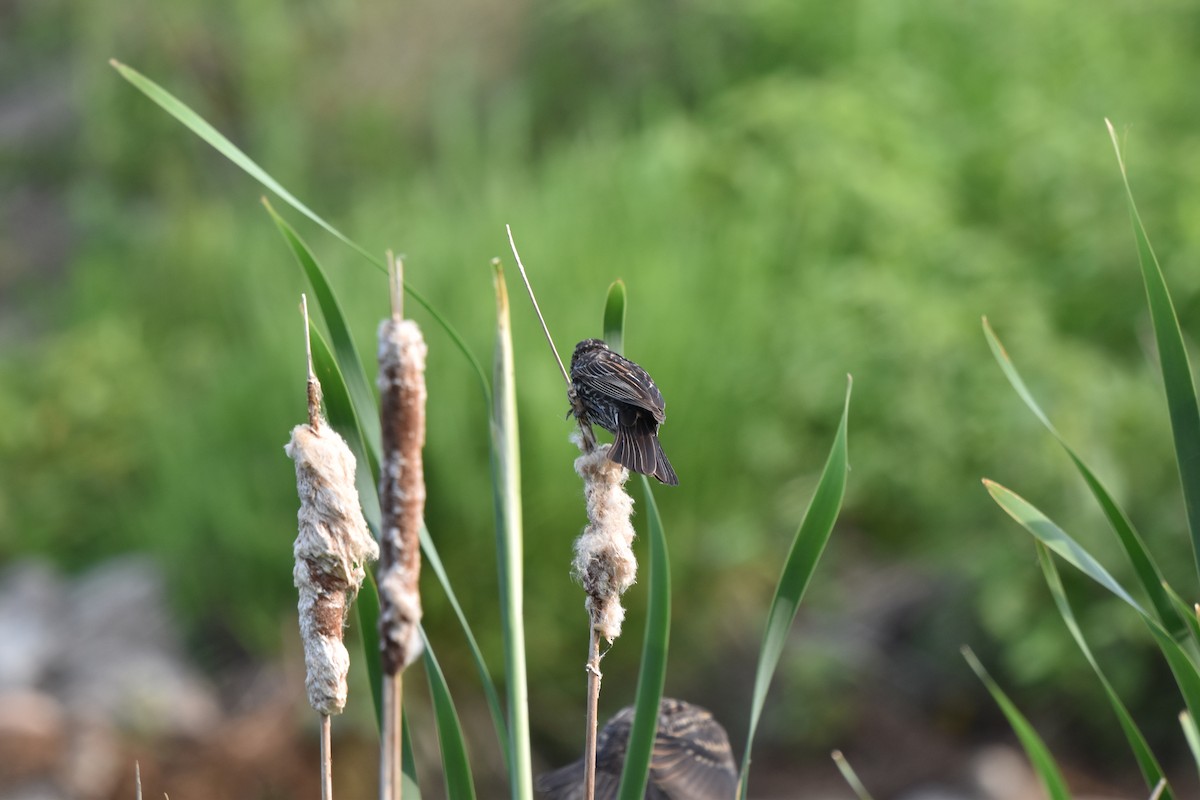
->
[650, 708, 738, 800]
[573, 354, 666, 422]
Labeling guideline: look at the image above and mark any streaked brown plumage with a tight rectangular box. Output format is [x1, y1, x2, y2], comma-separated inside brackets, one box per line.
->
[536, 698, 737, 800]
[569, 339, 678, 486]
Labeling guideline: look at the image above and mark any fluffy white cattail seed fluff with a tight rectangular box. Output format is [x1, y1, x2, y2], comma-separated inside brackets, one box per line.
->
[376, 317, 427, 674]
[286, 422, 379, 715]
[572, 436, 637, 643]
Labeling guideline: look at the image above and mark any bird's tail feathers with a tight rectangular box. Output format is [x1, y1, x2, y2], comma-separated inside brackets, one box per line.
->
[610, 429, 679, 486]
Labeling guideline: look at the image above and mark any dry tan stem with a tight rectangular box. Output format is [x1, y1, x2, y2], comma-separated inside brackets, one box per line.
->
[320, 714, 333, 800]
[381, 673, 403, 800]
[302, 294, 321, 429]
[505, 226, 570, 387]
[583, 627, 602, 800]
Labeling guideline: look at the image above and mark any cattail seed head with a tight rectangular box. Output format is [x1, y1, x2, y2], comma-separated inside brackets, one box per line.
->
[572, 434, 637, 643]
[286, 422, 379, 715]
[376, 317, 427, 675]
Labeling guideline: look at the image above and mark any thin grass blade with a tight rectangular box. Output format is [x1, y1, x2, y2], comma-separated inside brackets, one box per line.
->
[111, 61, 490, 400]
[269, 204, 381, 477]
[603, 280, 627, 356]
[420, 627, 478, 800]
[402, 712, 422, 798]
[983, 318, 1185, 639]
[1036, 544, 1171, 798]
[984, 481, 1142, 610]
[490, 262, 533, 800]
[738, 377, 851, 799]
[1162, 582, 1200, 649]
[420, 526, 512, 767]
[1182, 712, 1200, 783]
[962, 647, 1071, 800]
[986, 480, 1200, 718]
[832, 751, 876, 800]
[616, 476, 672, 800]
[1107, 120, 1200, 581]
[110, 60, 376, 263]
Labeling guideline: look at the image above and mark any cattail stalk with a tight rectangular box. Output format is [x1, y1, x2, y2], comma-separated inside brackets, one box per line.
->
[377, 254, 427, 800]
[285, 295, 379, 800]
[573, 436, 638, 800]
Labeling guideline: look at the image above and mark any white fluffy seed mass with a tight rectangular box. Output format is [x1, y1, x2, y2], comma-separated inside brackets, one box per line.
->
[572, 438, 637, 642]
[286, 422, 379, 715]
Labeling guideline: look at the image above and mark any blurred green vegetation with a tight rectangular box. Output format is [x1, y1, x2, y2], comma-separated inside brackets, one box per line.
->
[8, 0, 1200, 774]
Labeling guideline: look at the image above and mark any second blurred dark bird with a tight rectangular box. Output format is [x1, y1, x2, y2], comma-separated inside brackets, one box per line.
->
[536, 698, 737, 800]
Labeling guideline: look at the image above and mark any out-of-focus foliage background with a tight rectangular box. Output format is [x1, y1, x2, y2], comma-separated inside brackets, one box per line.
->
[7, 0, 1200, 795]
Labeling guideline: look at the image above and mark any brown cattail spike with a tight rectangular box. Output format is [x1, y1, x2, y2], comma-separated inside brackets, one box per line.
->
[377, 255, 428, 675]
[286, 420, 378, 715]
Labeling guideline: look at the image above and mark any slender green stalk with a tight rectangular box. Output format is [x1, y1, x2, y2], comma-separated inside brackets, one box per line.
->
[986, 481, 1200, 721]
[739, 378, 851, 799]
[832, 751, 875, 800]
[616, 477, 671, 800]
[490, 262, 532, 799]
[1107, 120, 1200, 582]
[963, 647, 1070, 800]
[1036, 544, 1171, 798]
[603, 281, 626, 357]
[421, 628, 478, 799]
[111, 61, 490, 403]
[1183, 712, 1200, 784]
[983, 318, 1186, 642]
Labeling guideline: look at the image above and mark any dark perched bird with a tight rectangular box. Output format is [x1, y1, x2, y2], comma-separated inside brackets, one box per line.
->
[568, 339, 678, 486]
[536, 698, 737, 800]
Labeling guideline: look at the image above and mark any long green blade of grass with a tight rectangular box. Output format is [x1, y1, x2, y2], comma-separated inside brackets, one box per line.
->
[1181, 712, 1200, 783]
[983, 318, 1185, 639]
[1036, 544, 1171, 798]
[111, 61, 490, 402]
[962, 647, 1071, 800]
[986, 480, 1200, 718]
[738, 377, 852, 799]
[269, 204, 382, 478]
[1107, 120, 1200, 582]
[603, 280, 627, 356]
[401, 713, 422, 799]
[109, 60, 373, 262]
[984, 481, 1142, 610]
[490, 262, 533, 800]
[421, 627, 478, 800]
[420, 525, 513, 768]
[1163, 582, 1200, 648]
[616, 476, 672, 800]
